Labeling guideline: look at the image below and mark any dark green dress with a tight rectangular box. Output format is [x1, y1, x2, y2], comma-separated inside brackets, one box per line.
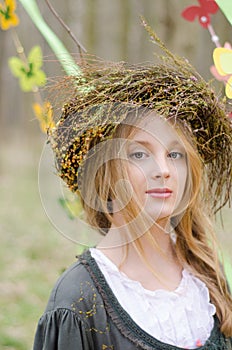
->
[33, 250, 232, 349]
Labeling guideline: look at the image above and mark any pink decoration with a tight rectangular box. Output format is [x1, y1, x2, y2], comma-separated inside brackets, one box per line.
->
[196, 339, 203, 347]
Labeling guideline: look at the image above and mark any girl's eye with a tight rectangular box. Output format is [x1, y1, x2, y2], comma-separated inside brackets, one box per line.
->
[168, 151, 183, 159]
[129, 151, 148, 160]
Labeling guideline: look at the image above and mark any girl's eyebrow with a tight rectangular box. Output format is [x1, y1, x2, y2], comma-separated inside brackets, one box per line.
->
[169, 140, 184, 148]
[128, 140, 151, 147]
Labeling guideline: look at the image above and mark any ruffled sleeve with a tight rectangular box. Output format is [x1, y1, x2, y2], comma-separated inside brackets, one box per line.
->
[33, 308, 92, 350]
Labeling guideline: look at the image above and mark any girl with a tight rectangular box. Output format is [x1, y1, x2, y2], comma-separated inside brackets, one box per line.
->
[33, 41, 232, 349]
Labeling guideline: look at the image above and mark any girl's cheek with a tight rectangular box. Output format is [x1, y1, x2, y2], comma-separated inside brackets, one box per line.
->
[127, 165, 146, 184]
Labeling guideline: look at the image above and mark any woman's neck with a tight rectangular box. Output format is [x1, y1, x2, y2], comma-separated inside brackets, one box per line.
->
[98, 218, 174, 254]
[97, 222, 182, 291]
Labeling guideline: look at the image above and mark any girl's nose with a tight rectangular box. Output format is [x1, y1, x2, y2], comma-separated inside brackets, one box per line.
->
[151, 157, 170, 179]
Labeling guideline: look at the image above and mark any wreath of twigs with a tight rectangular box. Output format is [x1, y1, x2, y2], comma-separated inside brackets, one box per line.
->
[49, 22, 232, 214]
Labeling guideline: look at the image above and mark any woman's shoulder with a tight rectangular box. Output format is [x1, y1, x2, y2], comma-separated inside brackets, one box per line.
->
[45, 249, 99, 313]
[34, 250, 115, 349]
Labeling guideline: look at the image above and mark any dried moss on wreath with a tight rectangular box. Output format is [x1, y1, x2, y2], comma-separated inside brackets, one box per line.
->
[49, 28, 232, 214]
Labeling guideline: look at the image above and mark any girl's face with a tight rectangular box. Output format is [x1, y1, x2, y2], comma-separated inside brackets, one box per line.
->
[125, 115, 188, 224]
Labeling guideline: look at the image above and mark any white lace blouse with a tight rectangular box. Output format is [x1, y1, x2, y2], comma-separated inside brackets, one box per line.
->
[90, 248, 216, 349]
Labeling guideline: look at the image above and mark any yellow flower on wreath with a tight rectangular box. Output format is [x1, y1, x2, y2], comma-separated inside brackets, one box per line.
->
[33, 101, 55, 134]
[0, 0, 19, 30]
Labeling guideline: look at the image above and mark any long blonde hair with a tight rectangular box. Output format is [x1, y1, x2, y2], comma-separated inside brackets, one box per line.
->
[79, 113, 232, 337]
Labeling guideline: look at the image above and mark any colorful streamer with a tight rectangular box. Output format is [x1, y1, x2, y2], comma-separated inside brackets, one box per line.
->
[222, 253, 232, 291]
[18, 0, 81, 76]
[215, 0, 232, 25]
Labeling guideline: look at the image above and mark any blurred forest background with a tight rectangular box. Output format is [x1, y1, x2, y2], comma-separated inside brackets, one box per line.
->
[0, 0, 231, 349]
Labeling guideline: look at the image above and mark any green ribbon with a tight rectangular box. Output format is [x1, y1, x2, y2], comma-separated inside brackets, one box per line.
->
[223, 253, 232, 290]
[18, 0, 82, 76]
[215, 0, 232, 26]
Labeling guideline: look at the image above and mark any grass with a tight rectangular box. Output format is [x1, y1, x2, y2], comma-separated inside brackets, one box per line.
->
[0, 131, 231, 349]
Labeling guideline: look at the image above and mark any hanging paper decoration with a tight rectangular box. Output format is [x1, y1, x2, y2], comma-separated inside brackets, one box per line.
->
[181, 0, 232, 100]
[33, 101, 55, 133]
[0, 0, 19, 30]
[215, 0, 232, 26]
[213, 45, 232, 99]
[181, 0, 219, 28]
[58, 196, 83, 220]
[8, 45, 46, 92]
[210, 42, 232, 81]
[18, 0, 81, 77]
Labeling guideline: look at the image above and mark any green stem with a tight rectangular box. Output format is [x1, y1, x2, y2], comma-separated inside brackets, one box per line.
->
[44, 0, 86, 57]
[11, 29, 28, 64]
[18, 0, 82, 76]
[215, 0, 232, 25]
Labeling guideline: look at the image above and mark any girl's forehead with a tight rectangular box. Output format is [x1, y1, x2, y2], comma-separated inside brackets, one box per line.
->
[127, 115, 182, 145]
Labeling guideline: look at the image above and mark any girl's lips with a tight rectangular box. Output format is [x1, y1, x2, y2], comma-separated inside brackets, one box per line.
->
[145, 188, 173, 198]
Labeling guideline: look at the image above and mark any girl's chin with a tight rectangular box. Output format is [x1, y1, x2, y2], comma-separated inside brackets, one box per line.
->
[143, 204, 176, 219]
